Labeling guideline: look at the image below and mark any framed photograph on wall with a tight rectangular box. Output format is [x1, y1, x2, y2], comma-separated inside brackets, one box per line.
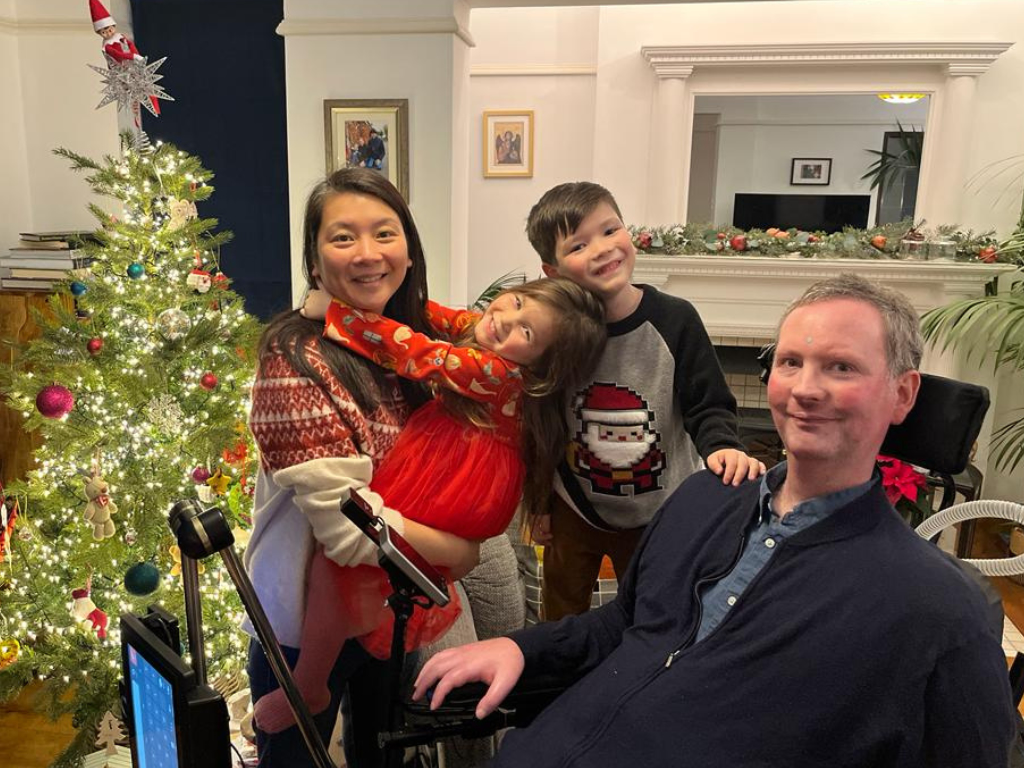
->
[483, 110, 534, 178]
[324, 99, 409, 199]
[790, 157, 832, 186]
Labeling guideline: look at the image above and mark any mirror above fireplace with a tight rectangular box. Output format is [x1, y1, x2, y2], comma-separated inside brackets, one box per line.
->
[687, 93, 931, 230]
[641, 42, 1012, 227]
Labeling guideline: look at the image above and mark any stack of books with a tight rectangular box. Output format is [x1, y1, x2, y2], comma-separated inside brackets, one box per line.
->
[0, 230, 95, 292]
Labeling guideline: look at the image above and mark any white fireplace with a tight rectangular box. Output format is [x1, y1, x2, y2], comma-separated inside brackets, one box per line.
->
[634, 254, 1016, 477]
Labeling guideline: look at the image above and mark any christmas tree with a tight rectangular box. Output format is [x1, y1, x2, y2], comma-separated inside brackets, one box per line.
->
[0, 135, 262, 767]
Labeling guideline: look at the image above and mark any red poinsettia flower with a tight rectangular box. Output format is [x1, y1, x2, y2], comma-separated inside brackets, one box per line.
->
[637, 231, 653, 249]
[877, 454, 927, 506]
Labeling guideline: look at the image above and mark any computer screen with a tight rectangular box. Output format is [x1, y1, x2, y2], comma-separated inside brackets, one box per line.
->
[126, 642, 181, 768]
[120, 610, 231, 768]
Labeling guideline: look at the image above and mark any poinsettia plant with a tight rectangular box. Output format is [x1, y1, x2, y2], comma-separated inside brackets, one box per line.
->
[877, 454, 933, 526]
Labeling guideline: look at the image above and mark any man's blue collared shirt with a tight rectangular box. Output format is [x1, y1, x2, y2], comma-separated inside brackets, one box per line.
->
[695, 462, 877, 643]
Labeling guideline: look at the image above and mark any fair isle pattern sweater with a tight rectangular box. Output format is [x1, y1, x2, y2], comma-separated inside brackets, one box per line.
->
[242, 338, 411, 647]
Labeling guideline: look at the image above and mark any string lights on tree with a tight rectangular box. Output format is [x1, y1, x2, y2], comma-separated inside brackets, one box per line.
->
[0, 136, 261, 768]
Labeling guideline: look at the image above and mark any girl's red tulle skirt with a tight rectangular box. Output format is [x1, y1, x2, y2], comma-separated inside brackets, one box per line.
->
[332, 400, 524, 659]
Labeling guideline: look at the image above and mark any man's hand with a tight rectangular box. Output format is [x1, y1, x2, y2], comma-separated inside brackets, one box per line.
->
[707, 449, 766, 486]
[412, 637, 525, 719]
[530, 513, 552, 545]
[300, 287, 332, 320]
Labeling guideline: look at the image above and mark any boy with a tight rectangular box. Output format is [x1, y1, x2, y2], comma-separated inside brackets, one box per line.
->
[528, 181, 763, 620]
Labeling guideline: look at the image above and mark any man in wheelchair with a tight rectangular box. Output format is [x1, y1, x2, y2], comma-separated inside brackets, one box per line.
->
[414, 274, 1017, 767]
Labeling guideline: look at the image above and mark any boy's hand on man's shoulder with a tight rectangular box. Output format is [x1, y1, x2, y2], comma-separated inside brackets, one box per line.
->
[707, 449, 766, 486]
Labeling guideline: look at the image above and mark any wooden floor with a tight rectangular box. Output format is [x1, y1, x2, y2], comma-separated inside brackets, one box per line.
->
[0, 682, 77, 768]
[4, 521, 1024, 768]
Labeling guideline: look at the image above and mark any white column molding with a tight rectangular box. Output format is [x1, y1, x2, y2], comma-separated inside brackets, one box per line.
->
[919, 72, 979, 226]
[946, 63, 993, 77]
[643, 62, 694, 225]
[639, 42, 1013, 72]
[276, 17, 474, 47]
[0, 17, 86, 33]
[470, 64, 597, 77]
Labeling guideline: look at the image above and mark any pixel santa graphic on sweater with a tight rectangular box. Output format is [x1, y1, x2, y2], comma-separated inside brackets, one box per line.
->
[568, 383, 665, 496]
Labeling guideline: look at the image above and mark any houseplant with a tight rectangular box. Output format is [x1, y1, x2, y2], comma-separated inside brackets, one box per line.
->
[860, 120, 925, 193]
[920, 200, 1024, 473]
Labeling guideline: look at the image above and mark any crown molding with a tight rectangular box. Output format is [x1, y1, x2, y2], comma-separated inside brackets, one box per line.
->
[470, 64, 596, 77]
[0, 16, 91, 33]
[642, 41, 1014, 79]
[276, 17, 474, 47]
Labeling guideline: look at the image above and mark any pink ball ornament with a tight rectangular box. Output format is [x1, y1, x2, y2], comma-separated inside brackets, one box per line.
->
[191, 466, 211, 484]
[35, 384, 75, 419]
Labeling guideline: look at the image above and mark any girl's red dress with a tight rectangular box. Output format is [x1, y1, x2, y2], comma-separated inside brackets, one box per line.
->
[324, 300, 526, 658]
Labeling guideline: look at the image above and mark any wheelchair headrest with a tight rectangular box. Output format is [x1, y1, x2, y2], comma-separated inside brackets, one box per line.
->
[757, 344, 989, 476]
[880, 372, 989, 476]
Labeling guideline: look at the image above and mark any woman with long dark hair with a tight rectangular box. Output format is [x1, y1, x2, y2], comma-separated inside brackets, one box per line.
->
[243, 168, 480, 767]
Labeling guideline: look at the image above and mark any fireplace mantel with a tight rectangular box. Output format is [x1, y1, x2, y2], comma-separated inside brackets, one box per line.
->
[634, 255, 1013, 341]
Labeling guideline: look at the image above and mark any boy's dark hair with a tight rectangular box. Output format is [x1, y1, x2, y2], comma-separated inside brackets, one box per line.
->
[257, 168, 431, 414]
[526, 181, 623, 266]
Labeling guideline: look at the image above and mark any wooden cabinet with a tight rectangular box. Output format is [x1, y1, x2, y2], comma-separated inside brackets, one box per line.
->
[0, 291, 72, 486]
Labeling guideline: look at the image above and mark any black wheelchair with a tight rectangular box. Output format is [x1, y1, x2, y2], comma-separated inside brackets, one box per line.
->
[130, 370, 1023, 768]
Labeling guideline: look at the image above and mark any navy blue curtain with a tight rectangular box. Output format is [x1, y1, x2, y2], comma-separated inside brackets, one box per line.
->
[130, 0, 290, 320]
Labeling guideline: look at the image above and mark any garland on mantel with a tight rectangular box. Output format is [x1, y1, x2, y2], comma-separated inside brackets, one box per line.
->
[628, 219, 1017, 264]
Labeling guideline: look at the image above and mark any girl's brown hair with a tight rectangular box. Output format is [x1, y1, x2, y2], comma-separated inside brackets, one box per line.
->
[257, 168, 432, 413]
[440, 277, 606, 529]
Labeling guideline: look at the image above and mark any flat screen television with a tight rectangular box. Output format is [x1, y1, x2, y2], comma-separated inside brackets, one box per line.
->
[120, 608, 230, 768]
[733, 193, 870, 233]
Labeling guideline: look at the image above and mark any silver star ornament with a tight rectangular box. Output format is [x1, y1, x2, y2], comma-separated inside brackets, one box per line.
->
[90, 55, 174, 117]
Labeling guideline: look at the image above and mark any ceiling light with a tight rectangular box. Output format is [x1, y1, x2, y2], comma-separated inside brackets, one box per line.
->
[877, 93, 926, 104]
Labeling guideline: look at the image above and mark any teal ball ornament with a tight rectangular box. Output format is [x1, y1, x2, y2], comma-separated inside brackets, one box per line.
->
[70, 281, 87, 296]
[125, 562, 160, 596]
[126, 262, 145, 279]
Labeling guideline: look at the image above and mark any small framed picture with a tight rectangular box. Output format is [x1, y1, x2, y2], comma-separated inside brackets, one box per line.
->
[483, 110, 534, 178]
[791, 158, 832, 186]
[324, 99, 409, 199]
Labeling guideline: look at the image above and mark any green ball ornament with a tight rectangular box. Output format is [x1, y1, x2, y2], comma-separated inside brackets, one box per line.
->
[127, 262, 145, 279]
[125, 562, 160, 596]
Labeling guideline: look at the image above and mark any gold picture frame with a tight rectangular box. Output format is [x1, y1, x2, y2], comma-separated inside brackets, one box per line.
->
[324, 99, 409, 199]
[483, 110, 534, 178]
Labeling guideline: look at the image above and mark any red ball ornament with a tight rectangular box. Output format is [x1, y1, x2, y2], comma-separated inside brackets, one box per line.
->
[191, 466, 211, 484]
[35, 384, 75, 419]
[87, 337, 104, 355]
[978, 246, 998, 263]
[200, 372, 219, 390]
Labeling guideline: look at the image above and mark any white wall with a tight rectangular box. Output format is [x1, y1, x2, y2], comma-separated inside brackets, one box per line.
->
[698, 94, 930, 227]
[282, 0, 472, 307]
[1, 0, 125, 247]
[0, 10, 30, 250]
[466, 6, 599, 299]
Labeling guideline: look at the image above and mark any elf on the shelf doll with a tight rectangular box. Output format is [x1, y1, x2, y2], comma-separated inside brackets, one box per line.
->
[70, 585, 109, 639]
[89, 0, 160, 115]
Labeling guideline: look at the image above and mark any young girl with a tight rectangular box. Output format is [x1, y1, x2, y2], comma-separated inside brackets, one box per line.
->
[253, 277, 606, 733]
